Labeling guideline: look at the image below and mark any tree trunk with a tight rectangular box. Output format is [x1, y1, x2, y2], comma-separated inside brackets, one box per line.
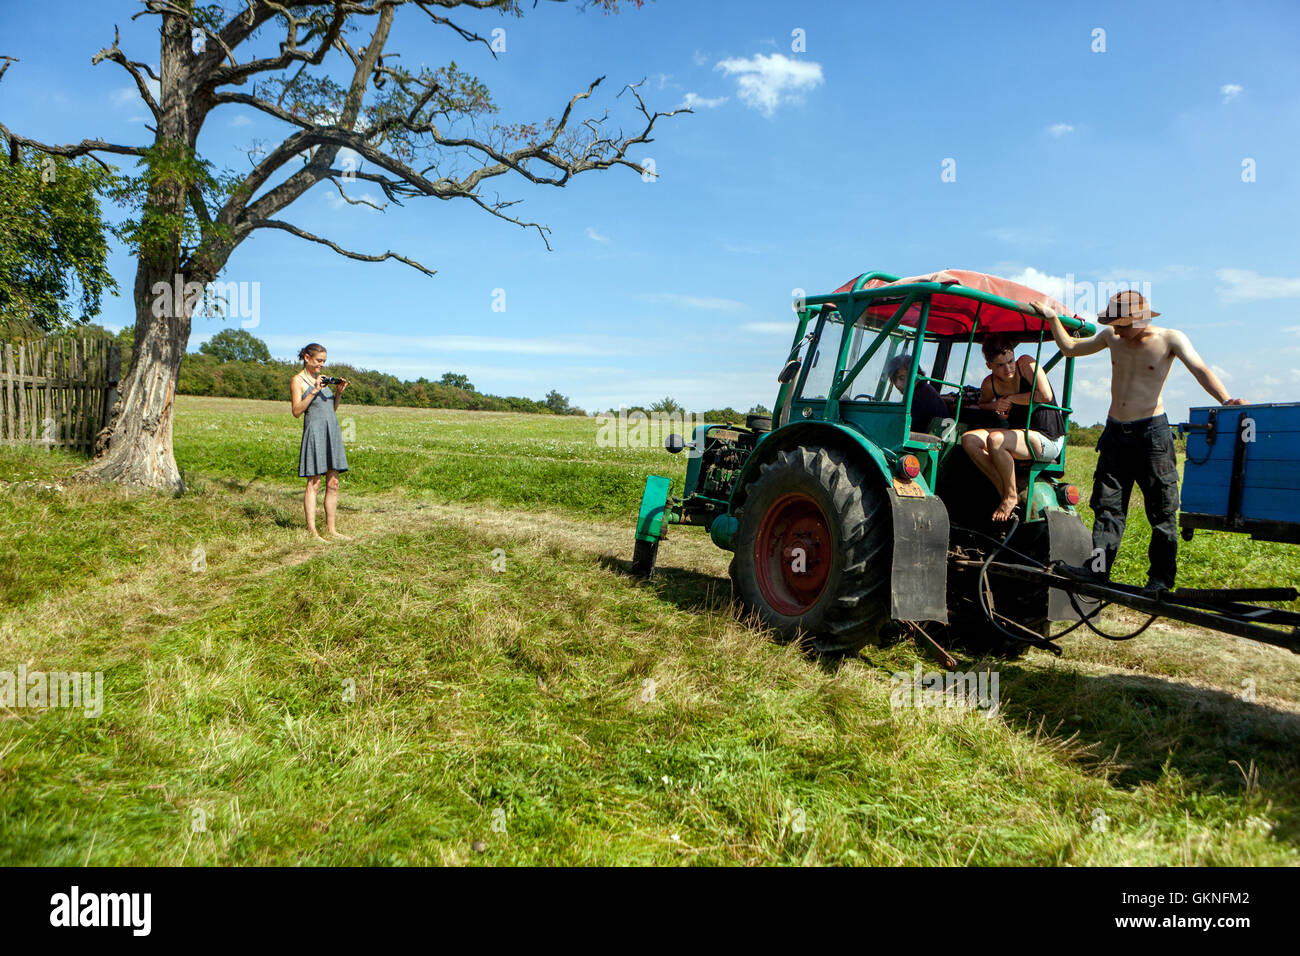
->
[75, 12, 205, 493]
[76, 261, 200, 493]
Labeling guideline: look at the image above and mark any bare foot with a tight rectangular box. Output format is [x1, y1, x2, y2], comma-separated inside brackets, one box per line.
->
[309, 530, 327, 541]
[992, 496, 1018, 521]
[328, 530, 352, 540]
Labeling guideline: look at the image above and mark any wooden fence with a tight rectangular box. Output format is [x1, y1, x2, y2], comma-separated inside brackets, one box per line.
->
[0, 336, 121, 452]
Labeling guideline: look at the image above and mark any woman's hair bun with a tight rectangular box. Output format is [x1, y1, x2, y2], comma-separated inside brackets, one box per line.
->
[298, 343, 326, 362]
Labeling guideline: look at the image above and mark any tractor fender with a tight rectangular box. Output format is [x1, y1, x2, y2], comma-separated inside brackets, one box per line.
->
[730, 421, 899, 510]
[1045, 509, 1101, 621]
[636, 475, 673, 544]
[888, 488, 950, 623]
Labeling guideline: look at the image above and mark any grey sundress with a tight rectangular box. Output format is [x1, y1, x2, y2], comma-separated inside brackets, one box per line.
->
[298, 375, 349, 477]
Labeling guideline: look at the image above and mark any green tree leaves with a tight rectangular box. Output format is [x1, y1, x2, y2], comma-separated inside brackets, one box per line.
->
[199, 328, 272, 363]
[0, 153, 119, 335]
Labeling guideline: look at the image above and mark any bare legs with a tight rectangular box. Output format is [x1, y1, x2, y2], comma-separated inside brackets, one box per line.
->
[304, 475, 324, 540]
[324, 470, 350, 539]
[304, 470, 350, 539]
[961, 429, 1032, 520]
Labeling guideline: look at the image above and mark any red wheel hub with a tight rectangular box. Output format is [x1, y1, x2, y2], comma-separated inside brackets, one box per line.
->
[754, 491, 833, 617]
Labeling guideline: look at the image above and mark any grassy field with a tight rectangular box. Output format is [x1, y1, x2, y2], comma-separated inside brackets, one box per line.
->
[1, 395, 1297, 865]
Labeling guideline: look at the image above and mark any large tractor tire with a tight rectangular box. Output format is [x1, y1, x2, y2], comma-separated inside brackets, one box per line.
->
[731, 446, 892, 655]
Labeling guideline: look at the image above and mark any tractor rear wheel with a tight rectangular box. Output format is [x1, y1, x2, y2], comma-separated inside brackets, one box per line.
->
[731, 446, 892, 655]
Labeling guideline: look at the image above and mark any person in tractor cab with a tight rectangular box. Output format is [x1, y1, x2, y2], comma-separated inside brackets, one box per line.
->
[1031, 291, 1247, 594]
[960, 334, 1066, 522]
[886, 354, 951, 430]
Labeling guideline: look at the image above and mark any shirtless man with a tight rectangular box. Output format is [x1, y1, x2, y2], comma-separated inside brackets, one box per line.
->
[1030, 290, 1247, 593]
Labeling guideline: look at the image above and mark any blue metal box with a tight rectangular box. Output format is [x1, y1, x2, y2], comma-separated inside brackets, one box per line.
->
[1180, 403, 1300, 544]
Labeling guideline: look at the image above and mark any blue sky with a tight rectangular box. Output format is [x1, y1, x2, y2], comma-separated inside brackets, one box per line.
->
[3, 0, 1298, 423]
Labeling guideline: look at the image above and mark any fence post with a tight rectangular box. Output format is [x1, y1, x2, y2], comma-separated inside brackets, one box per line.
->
[2, 343, 12, 443]
[103, 343, 122, 446]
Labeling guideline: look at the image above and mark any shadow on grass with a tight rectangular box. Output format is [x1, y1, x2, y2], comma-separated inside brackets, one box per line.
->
[600, 555, 734, 616]
[607, 553, 1300, 849]
[994, 663, 1300, 846]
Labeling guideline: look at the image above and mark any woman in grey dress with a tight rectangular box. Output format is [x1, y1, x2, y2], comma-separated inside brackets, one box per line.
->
[290, 343, 351, 540]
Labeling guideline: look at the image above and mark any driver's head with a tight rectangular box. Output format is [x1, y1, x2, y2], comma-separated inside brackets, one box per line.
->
[886, 354, 912, 391]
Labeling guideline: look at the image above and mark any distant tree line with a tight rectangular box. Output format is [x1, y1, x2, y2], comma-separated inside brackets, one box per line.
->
[604, 397, 772, 424]
[63, 326, 585, 415]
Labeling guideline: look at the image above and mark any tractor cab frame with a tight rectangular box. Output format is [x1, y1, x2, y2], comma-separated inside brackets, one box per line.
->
[633, 269, 1100, 655]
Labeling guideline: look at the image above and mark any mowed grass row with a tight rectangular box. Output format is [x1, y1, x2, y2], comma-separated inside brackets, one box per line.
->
[0, 396, 1297, 865]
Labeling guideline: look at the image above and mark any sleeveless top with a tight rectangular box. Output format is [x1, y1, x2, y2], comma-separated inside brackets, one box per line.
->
[992, 364, 1064, 440]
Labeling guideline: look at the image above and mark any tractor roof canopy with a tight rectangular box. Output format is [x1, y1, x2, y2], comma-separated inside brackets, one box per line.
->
[827, 269, 1093, 339]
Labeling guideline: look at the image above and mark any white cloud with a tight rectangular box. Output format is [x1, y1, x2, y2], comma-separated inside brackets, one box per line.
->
[584, 226, 609, 243]
[692, 50, 710, 66]
[1046, 123, 1074, 137]
[679, 92, 728, 110]
[1007, 267, 1068, 303]
[647, 293, 746, 312]
[743, 322, 794, 335]
[714, 53, 823, 117]
[1074, 377, 1111, 401]
[229, 114, 253, 128]
[1220, 83, 1244, 103]
[1215, 268, 1300, 303]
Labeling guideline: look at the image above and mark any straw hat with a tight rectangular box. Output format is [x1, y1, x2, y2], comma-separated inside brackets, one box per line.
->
[1099, 290, 1160, 325]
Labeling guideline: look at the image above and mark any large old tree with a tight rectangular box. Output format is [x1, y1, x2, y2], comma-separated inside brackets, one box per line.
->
[0, 0, 678, 492]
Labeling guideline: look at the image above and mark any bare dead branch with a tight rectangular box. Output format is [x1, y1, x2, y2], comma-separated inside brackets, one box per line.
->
[247, 217, 436, 275]
[201, 2, 347, 93]
[92, 25, 163, 121]
[328, 175, 388, 209]
[0, 122, 144, 171]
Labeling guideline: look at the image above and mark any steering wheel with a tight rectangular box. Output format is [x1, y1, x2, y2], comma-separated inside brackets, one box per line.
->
[852, 393, 874, 401]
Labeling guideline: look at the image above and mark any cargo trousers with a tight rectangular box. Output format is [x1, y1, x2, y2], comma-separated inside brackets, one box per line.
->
[1090, 413, 1180, 590]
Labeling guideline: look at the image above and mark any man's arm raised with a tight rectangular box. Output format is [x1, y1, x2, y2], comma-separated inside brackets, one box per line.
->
[1169, 329, 1247, 405]
[1029, 301, 1109, 357]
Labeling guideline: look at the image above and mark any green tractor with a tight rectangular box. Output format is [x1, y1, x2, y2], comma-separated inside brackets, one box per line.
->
[631, 269, 1099, 656]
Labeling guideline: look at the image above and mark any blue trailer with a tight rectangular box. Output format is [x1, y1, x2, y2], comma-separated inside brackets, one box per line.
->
[1180, 403, 1300, 545]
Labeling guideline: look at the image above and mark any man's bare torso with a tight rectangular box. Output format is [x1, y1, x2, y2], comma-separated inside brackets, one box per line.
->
[1105, 326, 1176, 422]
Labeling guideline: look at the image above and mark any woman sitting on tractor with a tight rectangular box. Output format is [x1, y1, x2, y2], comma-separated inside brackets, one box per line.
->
[961, 334, 1066, 521]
